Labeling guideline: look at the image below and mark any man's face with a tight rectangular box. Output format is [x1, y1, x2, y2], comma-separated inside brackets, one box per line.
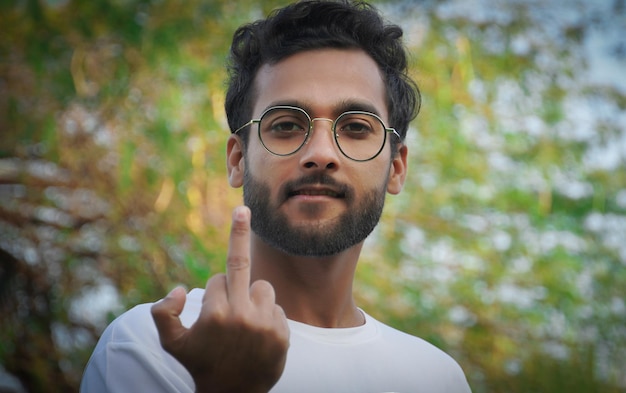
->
[228, 48, 407, 257]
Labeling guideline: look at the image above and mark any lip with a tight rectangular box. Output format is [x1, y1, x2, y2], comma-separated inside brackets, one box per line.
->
[288, 185, 345, 199]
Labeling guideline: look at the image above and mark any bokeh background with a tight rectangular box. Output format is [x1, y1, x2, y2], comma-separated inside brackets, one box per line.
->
[1, 0, 625, 392]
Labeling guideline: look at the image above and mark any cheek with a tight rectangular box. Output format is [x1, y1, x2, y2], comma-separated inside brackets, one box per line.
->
[247, 153, 283, 179]
[358, 160, 392, 190]
[245, 154, 292, 194]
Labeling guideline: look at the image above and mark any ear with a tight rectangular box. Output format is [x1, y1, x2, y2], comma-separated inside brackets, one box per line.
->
[386, 144, 408, 195]
[226, 134, 245, 188]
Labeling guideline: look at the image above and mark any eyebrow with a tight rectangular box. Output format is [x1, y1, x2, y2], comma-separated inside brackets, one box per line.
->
[262, 99, 383, 118]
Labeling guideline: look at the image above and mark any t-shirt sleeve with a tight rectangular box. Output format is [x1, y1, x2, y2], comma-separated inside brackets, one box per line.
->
[80, 303, 194, 393]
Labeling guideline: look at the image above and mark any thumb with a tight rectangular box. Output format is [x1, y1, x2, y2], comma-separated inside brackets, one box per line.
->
[151, 286, 188, 353]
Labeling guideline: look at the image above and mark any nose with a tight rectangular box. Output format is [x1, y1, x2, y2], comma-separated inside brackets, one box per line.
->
[298, 118, 341, 170]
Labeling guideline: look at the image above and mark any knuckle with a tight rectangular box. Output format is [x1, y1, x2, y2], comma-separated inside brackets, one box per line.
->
[150, 299, 170, 322]
[150, 301, 163, 316]
[250, 279, 274, 295]
[159, 338, 176, 353]
[227, 254, 250, 270]
[203, 273, 226, 295]
[230, 221, 249, 236]
[200, 308, 227, 326]
[229, 311, 251, 326]
[250, 280, 276, 304]
[209, 302, 229, 320]
[198, 307, 236, 331]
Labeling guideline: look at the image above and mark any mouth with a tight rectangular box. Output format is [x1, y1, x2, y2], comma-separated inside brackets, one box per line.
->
[281, 174, 351, 203]
[288, 186, 345, 199]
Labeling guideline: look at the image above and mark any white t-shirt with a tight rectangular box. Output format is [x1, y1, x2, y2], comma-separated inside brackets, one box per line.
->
[81, 288, 471, 393]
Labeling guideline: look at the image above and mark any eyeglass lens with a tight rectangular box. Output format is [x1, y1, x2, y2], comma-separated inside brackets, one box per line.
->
[258, 107, 387, 161]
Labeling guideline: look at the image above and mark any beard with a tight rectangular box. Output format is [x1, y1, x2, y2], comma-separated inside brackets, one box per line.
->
[243, 169, 387, 257]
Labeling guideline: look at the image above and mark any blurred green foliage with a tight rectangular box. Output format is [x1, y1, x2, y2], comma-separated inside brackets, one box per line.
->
[1, 0, 625, 392]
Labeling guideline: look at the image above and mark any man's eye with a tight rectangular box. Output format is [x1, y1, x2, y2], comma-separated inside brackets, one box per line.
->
[341, 122, 372, 133]
[271, 122, 305, 132]
[338, 121, 375, 140]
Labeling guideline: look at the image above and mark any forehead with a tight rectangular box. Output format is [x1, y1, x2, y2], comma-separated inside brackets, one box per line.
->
[252, 49, 388, 120]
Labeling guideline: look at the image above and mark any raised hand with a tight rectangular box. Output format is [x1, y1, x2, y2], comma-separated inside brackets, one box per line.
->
[151, 206, 290, 393]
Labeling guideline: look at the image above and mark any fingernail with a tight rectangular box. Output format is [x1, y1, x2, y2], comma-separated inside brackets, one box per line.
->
[166, 286, 183, 298]
[233, 205, 248, 222]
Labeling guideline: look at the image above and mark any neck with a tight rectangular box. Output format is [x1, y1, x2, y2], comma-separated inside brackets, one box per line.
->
[250, 233, 365, 328]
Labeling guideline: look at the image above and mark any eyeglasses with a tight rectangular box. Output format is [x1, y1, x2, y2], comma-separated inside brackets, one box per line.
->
[233, 105, 400, 162]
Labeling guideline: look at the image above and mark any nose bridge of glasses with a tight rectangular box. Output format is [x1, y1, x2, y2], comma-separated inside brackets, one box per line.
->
[310, 117, 335, 132]
[305, 117, 337, 144]
[303, 117, 340, 155]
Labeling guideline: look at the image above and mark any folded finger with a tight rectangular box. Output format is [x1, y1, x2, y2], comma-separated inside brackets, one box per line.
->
[151, 287, 188, 353]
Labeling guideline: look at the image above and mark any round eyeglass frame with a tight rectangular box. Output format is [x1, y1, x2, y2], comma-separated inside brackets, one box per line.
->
[233, 105, 401, 162]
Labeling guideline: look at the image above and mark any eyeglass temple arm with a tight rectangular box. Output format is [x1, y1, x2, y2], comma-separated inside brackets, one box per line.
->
[233, 119, 260, 134]
[388, 128, 401, 140]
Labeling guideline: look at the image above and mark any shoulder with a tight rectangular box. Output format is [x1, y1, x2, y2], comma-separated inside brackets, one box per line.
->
[365, 312, 449, 354]
[80, 289, 205, 393]
[364, 312, 471, 390]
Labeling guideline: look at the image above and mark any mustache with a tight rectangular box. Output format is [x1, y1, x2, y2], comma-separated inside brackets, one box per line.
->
[280, 173, 352, 202]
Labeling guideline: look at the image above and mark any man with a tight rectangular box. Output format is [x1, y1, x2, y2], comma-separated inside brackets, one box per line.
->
[81, 1, 471, 392]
